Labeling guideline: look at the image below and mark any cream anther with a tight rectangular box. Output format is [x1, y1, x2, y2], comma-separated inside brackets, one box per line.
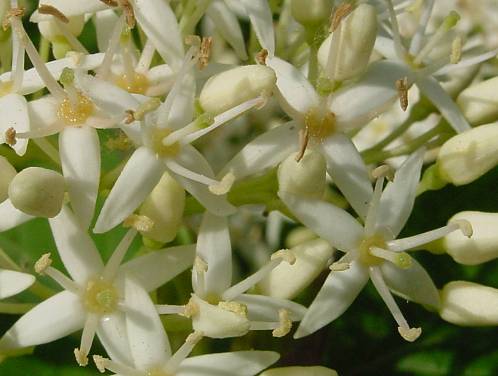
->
[93, 355, 107, 373]
[218, 301, 248, 317]
[272, 309, 292, 337]
[371, 164, 393, 180]
[197, 37, 212, 70]
[5, 127, 17, 146]
[453, 219, 473, 238]
[395, 77, 409, 112]
[123, 214, 154, 232]
[398, 326, 422, 342]
[451, 37, 463, 64]
[74, 348, 88, 366]
[208, 172, 235, 195]
[182, 299, 199, 318]
[34, 253, 53, 274]
[329, 262, 350, 272]
[271, 249, 296, 265]
[194, 256, 208, 273]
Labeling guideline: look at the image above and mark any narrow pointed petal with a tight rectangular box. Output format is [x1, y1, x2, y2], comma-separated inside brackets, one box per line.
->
[0, 291, 85, 350]
[380, 259, 440, 309]
[416, 75, 471, 133]
[0, 94, 29, 156]
[194, 212, 232, 295]
[96, 312, 132, 365]
[119, 244, 196, 292]
[125, 277, 170, 369]
[294, 260, 369, 338]
[60, 127, 100, 229]
[377, 148, 424, 237]
[0, 199, 32, 232]
[0, 269, 35, 299]
[279, 192, 363, 252]
[220, 121, 299, 180]
[177, 351, 279, 376]
[49, 206, 104, 284]
[237, 294, 306, 322]
[94, 146, 164, 233]
[321, 133, 373, 220]
[167, 72, 195, 130]
[93, 9, 120, 51]
[28, 96, 59, 130]
[240, 0, 275, 56]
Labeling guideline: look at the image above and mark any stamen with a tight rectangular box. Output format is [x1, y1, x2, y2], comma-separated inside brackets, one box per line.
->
[408, 0, 435, 55]
[197, 36, 213, 70]
[218, 300, 248, 316]
[136, 39, 155, 74]
[450, 36, 463, 64]
[295, 128, 309, 163]
[75, 313, 100, 366]
[371, 164, 393, 180]
[164, 331, 203, 373]
[92, 355, 142, 375]
[123, 214, 154, 232]
[97, 15, 126, 79]
[330, 3, 353, 32]
[5, 127, 16, 146]
[2, 7, 24, 31]
[369, 247, 412, 269]
[38, 5, 69, 23]
[208, 172, 235, 195]
[330, 262, 350, 271]
[118, 0, 135, 28]
[272, 309, 292, 337]
[35, 253, 81, 293]
[102, 228, 137, 281]
[156, 304, 186, 315]
[182, 298, 200, 318]
[99, 0, 119, 6]
[364, 173, 385, 236]
[165, 160, 220, 186]
[256, 49, 268, 65]
[384, 0, 406, 60]
[194, 256, 208, 297]
[395, 77, 409, 112]
[398, 326, 422, 342]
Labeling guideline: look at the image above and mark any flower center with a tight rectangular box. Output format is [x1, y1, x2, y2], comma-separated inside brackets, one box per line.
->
[57, 92, 94, 125]
[358, 234, 387, 266]
[304, 107, 336, 141]
[115, 72, 149, 95]
[146, 367, 172, 376]
[83, 277, 119, 314]
[0, 80, 13, 97]
[151, 127, 181, 157]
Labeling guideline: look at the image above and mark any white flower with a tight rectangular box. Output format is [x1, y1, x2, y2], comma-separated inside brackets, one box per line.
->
[0, 206, 195, 366]
[280, 149, 471, 340]
[92, 276, 280, 376]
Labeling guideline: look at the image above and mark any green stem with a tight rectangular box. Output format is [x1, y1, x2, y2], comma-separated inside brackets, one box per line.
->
[0, 302, 35, 314]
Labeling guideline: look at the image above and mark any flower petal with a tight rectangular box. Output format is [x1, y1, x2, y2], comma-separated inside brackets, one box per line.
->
[30, 0, 107, 18]
[93, 9, 120, 51]
[94, 146, 164, 233]
[320, 133, 373, 220]
[0, 199, 32, 232]
[0, 291, 85, 350]
[294, 260, 369, 338]
[237, 294, 306, 322]
[96, 312, 131, 365]
[167, 72, 196, 130]
[0, 94, 29, 156]
[240, 0, 275, 56]
[60, 127, 100, 229]
[49, 206, 104, 284]
[0, 269, 35, 299]
[279, 193, 363, 252]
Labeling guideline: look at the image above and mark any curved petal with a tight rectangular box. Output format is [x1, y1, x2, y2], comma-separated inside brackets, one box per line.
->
[380, 258, 440, 309]
[119, 244, 196, 292]
[93, 9, 120, 51]
[94, 146, 164, 233]
[124, 277, 170, 369]
[0, 291, 85, 350]
[240, 0, 275, 56]
[321, 133, 373, 220]
[279, 192, 363, 252]
[49, 206, 104, 284]
[0, 269, 35, 299]
[28, 96, 59, 130]
[167, 72, 196, 130]
[220, 121, 299, 180]
[96, 312, 131, 365]
[0, 94, 29, 156]
[194, 212, 232, 296]
[60, 127, 100, 229]
[237, 294, 306, 322]
[294, 260, 369, 338]
[377, 148, 424, 237]
[0, 199, 32, 232]
[30, 0, 107, 18]
[177, 351, 279, 376]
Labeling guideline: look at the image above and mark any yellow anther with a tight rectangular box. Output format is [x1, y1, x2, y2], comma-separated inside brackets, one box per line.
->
[194, 256, 208, 273]
[2, 7, 24, 30]
[74, 348, 88, 367]
[451, 37, 463, 64]
[117, 0, 135, 28]
[256, 49, 269, 65]
[115, 72, 149, 94]
[218, 301, 248, 317]
[453, 219, 473, 238]
[92, 355, 107, 373]
[34, 253, 53, 274]
[208, 172, 235, 195]
[272, 309, 292, 337]
[57, 92, 94, 125]
[371, 164, 394, 180]
[330, 262, 350, 271]
[182, 298, 200, 318]
[398, 326, 422, 342]
[123, 214, 154, 232]
[271, 249, 296, 265]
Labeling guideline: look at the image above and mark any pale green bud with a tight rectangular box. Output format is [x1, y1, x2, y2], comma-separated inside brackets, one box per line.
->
[139, 172, 185, 243]
[199, 65, 276, 115]
[278, 151, 326, 199]
[52, 37, 72, 59]
[440, 281, 498, 326]
[318, 4, 377, 81]
[437, 123, 498, 185]
[261, 366, 338, 376]
[8, 167, 65, 218]
[290, 0, 333, 26]
[0, 156, 17, 203]
[38, 15, 85, 43]
[285, 226, 318, 249]
[457, 76, 498, 126]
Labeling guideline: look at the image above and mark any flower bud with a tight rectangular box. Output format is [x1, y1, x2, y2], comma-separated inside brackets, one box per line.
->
[290, 0, 333, 26]
[0, 156, 16, 203]
[457, 76, 498, 126]
[436, 123, 498, 185]
[440, 281, 498, 326]
[318, 4, 377, 81]
[259, 239, 333, 300]
[199, 65, 276, 115]
[8, 167, 65, 218]
[139, 172, 185, 244]
[440, 211, 498, 265]
[285, 226, 318, 248]
[278, 151, 326, 199]
[260, 366, 338, 376]
[51, 38, 72, 59]
[38, 15, 85, 43]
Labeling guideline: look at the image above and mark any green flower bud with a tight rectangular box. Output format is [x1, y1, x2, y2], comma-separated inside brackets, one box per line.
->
[0, 156, 17, 202]
[38, 15, 85, 43]
[290, 0, 333, 26]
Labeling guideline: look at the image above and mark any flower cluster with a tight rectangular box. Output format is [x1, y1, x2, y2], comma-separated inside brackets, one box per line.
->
[0, 0, 498, 374]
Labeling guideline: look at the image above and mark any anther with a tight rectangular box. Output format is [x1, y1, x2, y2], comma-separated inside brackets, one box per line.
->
[34, 253, 53, 275]
[185, 330, 204, 344]
[256, 49, 269, 65]
[99, 0, 119, 7]
[398, 326, 422, 342]
[38, 4, 69, 23]
[105, 132, 131, 151]
[451, 36, 463, 64]
[197, 37, 213, 70]
[93, 355, 107, 373]
[124, 110, 135, 124]
[123, 214, 154, 232]
[2, 7, 25, 30]
[218, 301, 248, 317]
[371, 164, 394, 180]
[395, 77, 409, 112]
[194, 256, 208, 273]
[5, 127, 17, 146]
[74, 348, 89, 367]
[330, 262, 350, 271]
[182, 298, 200, 318]
[271, 249, 296, 265]
[272, 309, 292, 337]
[453, 219, 473, 238]
[295, 128, 309, 162]
[208, 172, 235, 195]
[330, 3, 353, 32]
[117, 0, 135, 28]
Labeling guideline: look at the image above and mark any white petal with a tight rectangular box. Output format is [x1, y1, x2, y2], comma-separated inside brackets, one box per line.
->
[124, 277, 170, 369]
[380, 258, 440, 309]
[133, 0, 184, 70]
[374, 36, 398, 60]
[28, 96, 59, 130]
[207, 0, 247, 60]
[145, 64, 175, 96]
[94, 146, 164, 233]
[279, 193, 363, 252]
[0, 291, 85, 349]
[240, 0, 275, 56]
[60, 127, 100, 229]
[119, 244, 196, 292]
[294, 260, 369, 338]
[167, 72, 195, 130]
[96, 312, 131, 365]
[0, 199, 33, 232]
[266, 57, 318, 119]
[377, 148, 424, 237]
[321, 133, 372, 220]
[415, 75, 471, 133]
[169, 145, 236, 216]
[220, 121, 299, 180]
[0, 269, 35, 299]
[93, 9, 120, 51]
[194, 212, 232, 296]
[177, 351, 279, 376]
[30, 0, 107, 18]
[49, 206, 104, 284]
[237, 294, 306, 322]
[0, 94, 29, 156]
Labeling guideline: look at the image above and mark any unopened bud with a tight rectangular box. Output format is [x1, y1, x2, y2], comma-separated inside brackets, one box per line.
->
[260, 366, 338, 376]
[278, 150, 326, 199]
[139, 172, 185, 243]
[38, 15, 85, 43]
[290, 0, 333, 26]
[436, 123, 498, 185]
[199, 65, 276, 115]
[52, 37, 72, 59]
[440, 281, 498, 326]
[0, 156, 16, 202]
[8, 167, 65, 218]
[318, 4, 377, 81]
[457, 76, 498, 126]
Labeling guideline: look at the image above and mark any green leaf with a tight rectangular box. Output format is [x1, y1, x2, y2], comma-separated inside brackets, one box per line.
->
[397, 351, 454, 376]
